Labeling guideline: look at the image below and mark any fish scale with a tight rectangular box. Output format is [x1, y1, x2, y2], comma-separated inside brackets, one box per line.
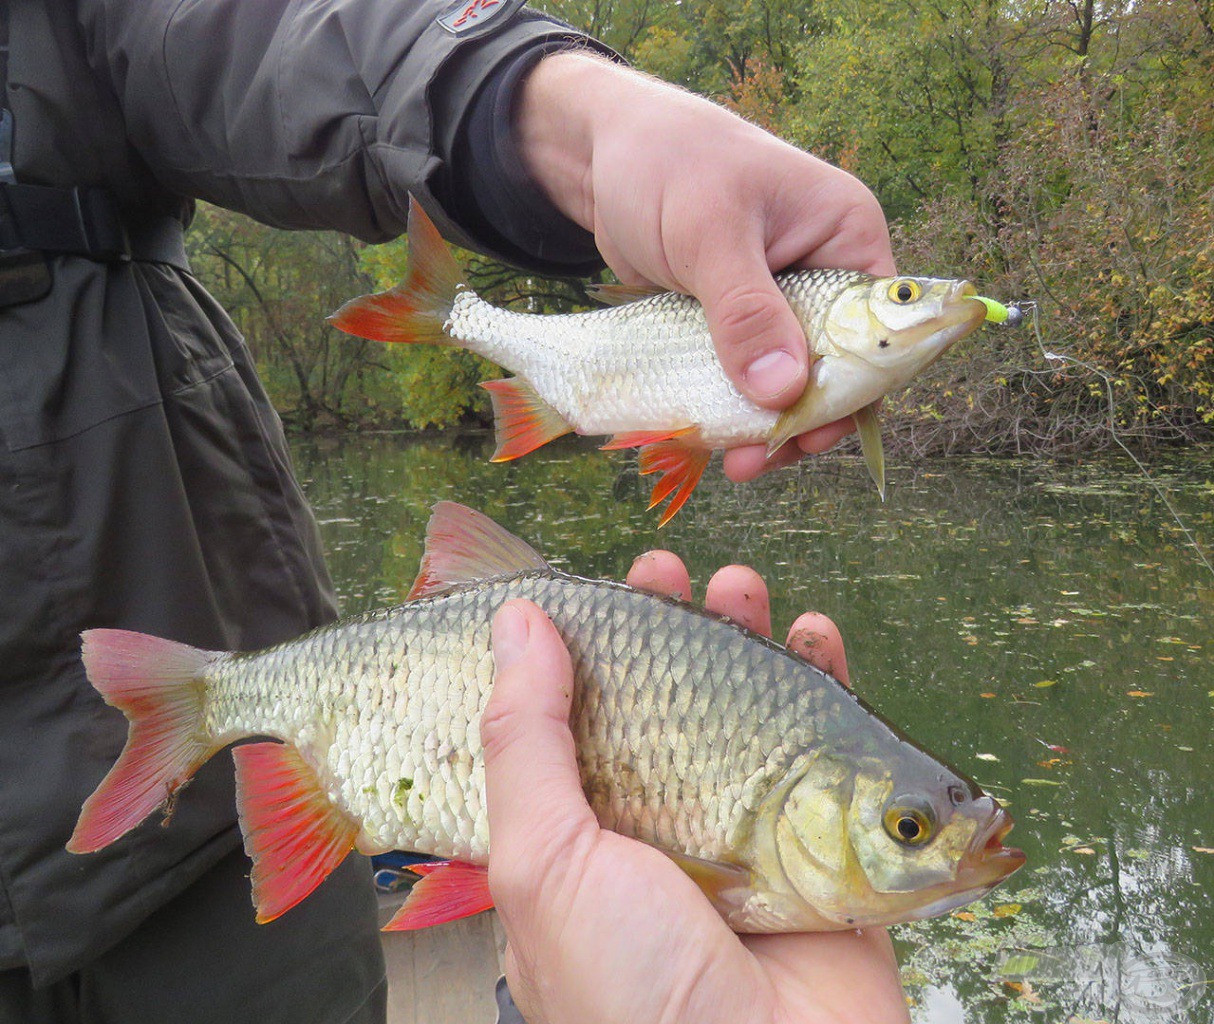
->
[446, 272, 868, 446]
[201, 572, 847, 866]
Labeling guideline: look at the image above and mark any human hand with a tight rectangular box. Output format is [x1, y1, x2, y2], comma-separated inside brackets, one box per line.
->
[515, 53, 896, 482]
[480, 554, 910, 1024]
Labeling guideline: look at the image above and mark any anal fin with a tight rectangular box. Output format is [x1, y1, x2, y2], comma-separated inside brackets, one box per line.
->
[382, 860, 494, 931]
[232, 742, 361, 924]
[600, 426, 695, 451]
[480, 378, 573, 461]
[637, 435, 712, 526]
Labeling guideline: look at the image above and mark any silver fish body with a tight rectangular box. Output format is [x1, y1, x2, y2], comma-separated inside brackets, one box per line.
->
[329, 199, 994, 521]
[72, 504, 1024, 932]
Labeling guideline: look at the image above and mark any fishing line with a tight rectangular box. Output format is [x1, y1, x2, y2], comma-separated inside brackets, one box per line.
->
[1007, 301, 1214, 582]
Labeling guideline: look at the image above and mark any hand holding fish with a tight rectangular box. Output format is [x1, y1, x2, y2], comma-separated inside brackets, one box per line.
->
[513, 51, 897, 480]
[484, 558, 909, 1024]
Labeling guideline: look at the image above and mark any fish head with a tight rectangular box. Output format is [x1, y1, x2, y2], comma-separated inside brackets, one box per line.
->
[768, 276, 989, 448]
[832, 276, 988, 376]
[763, 748, 1024, 929]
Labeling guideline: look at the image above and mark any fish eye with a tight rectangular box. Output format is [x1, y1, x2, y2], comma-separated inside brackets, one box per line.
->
[883, 797, 936, 847]
[888, 280, 922, 304]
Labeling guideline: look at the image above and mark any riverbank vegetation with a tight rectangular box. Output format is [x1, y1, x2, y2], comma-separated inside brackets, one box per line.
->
[188, 0, 1214, 453]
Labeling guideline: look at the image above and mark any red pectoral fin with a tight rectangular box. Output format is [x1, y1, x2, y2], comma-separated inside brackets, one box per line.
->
[381, 860, 494, 931]
[232, 742, 361, 924]
[638, 437, 712, 526]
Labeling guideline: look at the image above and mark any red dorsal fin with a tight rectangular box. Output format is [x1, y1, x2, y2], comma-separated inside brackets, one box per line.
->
[408, 502, 551, 600]
[382, 860, 494, 931]
[638, 437, 712, 526]
[232, 742, 362, 924]
[480, 378, 573, 462]
[68, 630, 219, 854]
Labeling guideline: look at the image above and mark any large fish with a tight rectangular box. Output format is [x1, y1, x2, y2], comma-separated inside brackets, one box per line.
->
[69, 503, 1024, 932]
[329, 200, 1007, 523]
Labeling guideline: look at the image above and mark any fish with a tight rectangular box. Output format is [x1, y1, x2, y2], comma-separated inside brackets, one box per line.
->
[68, 502, 1025, 932]
[328, 198, 1004, 523]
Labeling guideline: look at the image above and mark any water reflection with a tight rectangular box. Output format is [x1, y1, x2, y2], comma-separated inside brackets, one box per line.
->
[292, 433, 1213, 1023]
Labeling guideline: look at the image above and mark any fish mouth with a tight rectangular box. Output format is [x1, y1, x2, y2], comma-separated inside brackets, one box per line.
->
[942, 281, 988, 332]
[899, 280, 987, 356]
[959, 805, 1026, 887]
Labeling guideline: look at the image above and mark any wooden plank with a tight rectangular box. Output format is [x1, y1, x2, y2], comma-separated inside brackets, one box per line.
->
[380, 899, 508, 1024]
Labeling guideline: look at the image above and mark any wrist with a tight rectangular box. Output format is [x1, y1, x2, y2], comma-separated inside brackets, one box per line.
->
[514, 51, 631, 233]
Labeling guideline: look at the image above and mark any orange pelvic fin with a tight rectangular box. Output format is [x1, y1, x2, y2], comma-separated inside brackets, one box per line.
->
[382, 860, 494, 931]
[232, 741, 362, 924]
[68, 630, 219, 854]
[327, 196, 465, 346]
[408, 501, 551, 600]
[638, 436, 712, 526]
[480, 377, 573, 462]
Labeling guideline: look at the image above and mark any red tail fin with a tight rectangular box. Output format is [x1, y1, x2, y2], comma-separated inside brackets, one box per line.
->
[327, 196, 466, 346]
[68, 630, 219, 854]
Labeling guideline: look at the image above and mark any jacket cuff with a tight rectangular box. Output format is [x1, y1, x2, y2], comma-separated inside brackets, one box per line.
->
[415, 3, 617, 273]
[446, 41, 606, 276]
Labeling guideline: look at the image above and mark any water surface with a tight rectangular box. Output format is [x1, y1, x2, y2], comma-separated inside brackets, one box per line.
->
[293, 432, 1213, 1023]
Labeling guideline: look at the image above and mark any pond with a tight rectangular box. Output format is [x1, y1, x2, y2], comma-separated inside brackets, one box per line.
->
[292, 431, 1213, 1024]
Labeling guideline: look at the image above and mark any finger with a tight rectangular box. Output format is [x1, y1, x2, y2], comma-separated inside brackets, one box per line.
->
[786, 611, 850, 687]
[695, 244, 809, 411]
[721, 416, 858, 483]
[705, 565, 772, 638]
[721, 440, 803, 484]
[483, 601, 596, 888]
[626, 550, 692, 601]
[795, 416, 859, 455]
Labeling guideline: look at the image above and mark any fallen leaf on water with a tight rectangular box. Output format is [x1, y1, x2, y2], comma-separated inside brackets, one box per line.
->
[1071, 847, 1097, 855]
[1126, 690, 1154, 698]
[952, 911, 976, 921]
[1193, 847, 1214, 854]
[1037, 758, 1065, 768]
[980, 692, 997, 698]
[993, 903, 1021, 918]
[1021, 778, 1063, 786]
[1034, 679, 1058, 689]
[976, 752, 1000, 762]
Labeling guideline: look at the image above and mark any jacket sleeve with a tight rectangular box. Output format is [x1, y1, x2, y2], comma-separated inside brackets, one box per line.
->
[74, 0, 610, 264]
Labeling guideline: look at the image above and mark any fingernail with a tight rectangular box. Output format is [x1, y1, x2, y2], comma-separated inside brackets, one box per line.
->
[743, 349, 799, 401]
[492, 603, 530, 671]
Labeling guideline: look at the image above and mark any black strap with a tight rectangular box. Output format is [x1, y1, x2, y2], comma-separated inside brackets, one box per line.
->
[0, 4, 187, 272]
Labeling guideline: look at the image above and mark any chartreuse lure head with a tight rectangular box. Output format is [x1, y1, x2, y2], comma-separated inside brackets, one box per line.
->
[975, 296, 1023, 327]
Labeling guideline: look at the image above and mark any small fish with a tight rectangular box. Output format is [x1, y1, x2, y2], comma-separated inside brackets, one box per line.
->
[69, 503, 1024, 933]
[329, 199, 1005, 522]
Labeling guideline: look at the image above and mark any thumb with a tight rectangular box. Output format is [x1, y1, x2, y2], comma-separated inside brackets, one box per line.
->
[695, 246, 809, 410]
[482, 600, 596, 905]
